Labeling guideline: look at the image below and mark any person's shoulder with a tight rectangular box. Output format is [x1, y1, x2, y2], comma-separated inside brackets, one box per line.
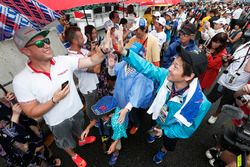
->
[159, 31, 166, 36]
[148, 34, 158, 41]
[129, 36, 137, 43]
[169, 40, 180, 48]
[13, 68, 31, 86]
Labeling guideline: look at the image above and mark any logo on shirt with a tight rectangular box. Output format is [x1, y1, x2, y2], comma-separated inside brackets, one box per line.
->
[57, 69, 69, 76]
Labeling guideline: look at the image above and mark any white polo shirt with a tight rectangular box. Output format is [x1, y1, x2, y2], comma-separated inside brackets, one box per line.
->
[13, 56, 83, 126]
[68, 48, 99, 94]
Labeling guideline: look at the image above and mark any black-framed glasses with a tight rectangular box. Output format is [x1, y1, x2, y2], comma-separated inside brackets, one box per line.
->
[26, 38, 50, 48]
[179, 32, 189, 37]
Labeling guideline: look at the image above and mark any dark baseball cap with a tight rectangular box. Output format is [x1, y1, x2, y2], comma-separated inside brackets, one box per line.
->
[180, 23, 197, 35]
[176, 45, 208, 77]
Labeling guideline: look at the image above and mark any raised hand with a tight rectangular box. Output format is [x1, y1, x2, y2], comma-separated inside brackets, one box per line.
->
[101, 28, 112, 54]
[117, 25, 124, 54]
[108, 53, 116, 68]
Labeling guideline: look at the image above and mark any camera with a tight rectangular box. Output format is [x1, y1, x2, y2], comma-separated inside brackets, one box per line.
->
[237, 96, 248, 104]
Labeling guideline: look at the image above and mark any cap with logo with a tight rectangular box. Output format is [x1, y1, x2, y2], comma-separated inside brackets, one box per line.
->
[91, 96, 118, 118]
[180, 23, 197, 35]
[13, 26, 49, 49]
[176, 45, 208, 77]
[129, 17, 147, 32]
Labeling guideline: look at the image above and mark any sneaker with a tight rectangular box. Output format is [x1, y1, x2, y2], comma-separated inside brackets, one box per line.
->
[78, 136, 96, 146]
[129, 126, 138, 135]
[208, 116, 218, 124]
[108, 152, 119, 166]
[205, 147, 219, 159]
[147, 135, 156, 143]
[208, 158, 217, 166]
[153, 150, 167, 164]
[72, 154, 87, 167]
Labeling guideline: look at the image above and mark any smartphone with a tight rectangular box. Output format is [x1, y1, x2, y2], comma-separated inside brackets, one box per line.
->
[61, 81, 69, 90]
[0, 84, 18, 105]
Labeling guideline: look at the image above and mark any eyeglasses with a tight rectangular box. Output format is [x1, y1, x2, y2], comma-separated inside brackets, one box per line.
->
[26, 38, 50, 48]
[179, 32, 189, 37]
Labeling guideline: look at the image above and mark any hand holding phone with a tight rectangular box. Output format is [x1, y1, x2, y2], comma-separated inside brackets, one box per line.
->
[61, 81, 69, 90]
[0, 84, 18, 105]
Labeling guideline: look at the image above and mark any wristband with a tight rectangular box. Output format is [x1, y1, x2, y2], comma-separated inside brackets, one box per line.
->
[51, 97, 58, 104]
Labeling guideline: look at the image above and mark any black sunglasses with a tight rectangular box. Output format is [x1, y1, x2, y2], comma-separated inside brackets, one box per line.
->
[26, 38, 50, 48]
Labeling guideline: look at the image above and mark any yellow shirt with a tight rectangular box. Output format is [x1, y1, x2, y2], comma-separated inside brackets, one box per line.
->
[125, 34, 160, 63]
[198, 16, 211, 32]
[143, 14, 153, 27]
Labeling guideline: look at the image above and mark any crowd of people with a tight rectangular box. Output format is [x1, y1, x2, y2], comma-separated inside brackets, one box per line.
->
[1, 1, 250, 167]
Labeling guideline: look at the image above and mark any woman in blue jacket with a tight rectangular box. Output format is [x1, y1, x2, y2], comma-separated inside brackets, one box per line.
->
[115, 41, 211, 164]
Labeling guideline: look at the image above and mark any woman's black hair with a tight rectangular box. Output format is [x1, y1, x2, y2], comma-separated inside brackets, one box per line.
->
[84, 25, 96, 42]
[144, 7, 152, 14]
[207, 32, 227, 55]
[235, 19, 245, 29]
[120, 18, 128, 25]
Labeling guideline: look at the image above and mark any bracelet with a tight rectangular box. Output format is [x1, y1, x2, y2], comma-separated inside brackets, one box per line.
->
[122, 49, 129, 57]
[51, 97, 58, 104]
[101, 48, 108, 55]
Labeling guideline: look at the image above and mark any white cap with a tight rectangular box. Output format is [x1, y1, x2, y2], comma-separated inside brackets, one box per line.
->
[226, 9, 231, 14]
[153, 11, 161, 17]
[129, 17, 147, 31]
[165, 12, 173, 19]
[156, 17, 166, 26]
[213, 18, 227, 25]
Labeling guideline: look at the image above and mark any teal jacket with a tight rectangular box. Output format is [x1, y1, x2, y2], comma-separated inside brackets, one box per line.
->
[123, 50, 211, 139]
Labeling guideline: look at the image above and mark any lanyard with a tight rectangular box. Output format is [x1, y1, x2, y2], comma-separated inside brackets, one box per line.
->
[167, 83, 189, 103]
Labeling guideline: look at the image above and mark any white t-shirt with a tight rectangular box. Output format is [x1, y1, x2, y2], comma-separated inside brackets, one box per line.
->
[150, 30, 167, 49]
[233, 8, 243, 19]
[176, 12, 187, 30]
[13, 56, 83, 126]
[68, 49, 99, 94]
[218, 42, 250, 91]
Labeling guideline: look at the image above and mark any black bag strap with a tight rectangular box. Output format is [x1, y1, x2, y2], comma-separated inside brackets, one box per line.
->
[235, 45, 250, 72]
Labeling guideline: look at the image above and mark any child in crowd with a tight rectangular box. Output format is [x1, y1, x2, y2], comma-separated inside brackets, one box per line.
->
[81, 96, 128, 166]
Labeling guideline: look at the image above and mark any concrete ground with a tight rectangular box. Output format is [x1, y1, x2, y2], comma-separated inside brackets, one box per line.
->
[48, 99, 223, 167]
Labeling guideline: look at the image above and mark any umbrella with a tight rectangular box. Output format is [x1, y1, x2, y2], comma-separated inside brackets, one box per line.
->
[140, 0, 173, 6]
[124, 0, 180, 6]
[36, 0, 120, 10]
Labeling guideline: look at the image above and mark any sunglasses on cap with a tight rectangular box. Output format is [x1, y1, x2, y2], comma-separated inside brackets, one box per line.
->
[25, 38, 50, 48]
